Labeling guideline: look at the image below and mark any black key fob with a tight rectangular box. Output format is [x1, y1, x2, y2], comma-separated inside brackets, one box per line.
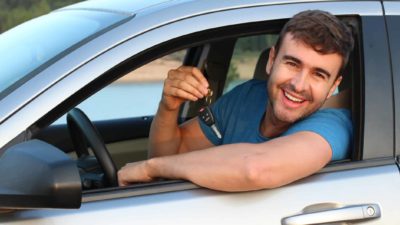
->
[199, 106, 222, 139]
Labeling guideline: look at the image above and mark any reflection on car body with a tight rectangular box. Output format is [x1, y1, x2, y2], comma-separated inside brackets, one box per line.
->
[0, 0, 399, 224]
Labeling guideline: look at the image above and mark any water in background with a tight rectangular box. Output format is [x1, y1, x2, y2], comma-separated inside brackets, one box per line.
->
[54, 80, 246, 125]
[55, 82, 163, 124]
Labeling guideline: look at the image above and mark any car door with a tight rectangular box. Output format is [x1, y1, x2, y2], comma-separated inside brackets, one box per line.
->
[1, 1, 399, 225]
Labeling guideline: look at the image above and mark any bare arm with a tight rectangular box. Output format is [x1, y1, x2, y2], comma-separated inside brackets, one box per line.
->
[148, 66, 214, 158]
[119, 131, 332, 192]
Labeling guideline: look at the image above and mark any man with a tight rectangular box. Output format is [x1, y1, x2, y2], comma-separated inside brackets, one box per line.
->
[118, 10, 354, 192]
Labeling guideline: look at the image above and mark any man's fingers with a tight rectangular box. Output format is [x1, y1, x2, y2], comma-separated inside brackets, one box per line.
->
[166, 67, 209, 97]
[117, 162, 154, 187]
[162, 66, 210, 110]
[190, 67, 209, 90]
[166, 78, 204, 99]
[118, 175, 127, 187]
[166, 87, 199, 101]
[118, 180, 128, 187]
[177, 66, 209, 92]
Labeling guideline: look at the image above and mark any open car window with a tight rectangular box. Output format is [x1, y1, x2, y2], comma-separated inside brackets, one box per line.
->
[53, 50, 186, 125]
[224, 34, 278, 92]
[32, 16, 360, 193]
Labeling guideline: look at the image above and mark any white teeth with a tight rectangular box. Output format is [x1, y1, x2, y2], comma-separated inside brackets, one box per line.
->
[284, 91, 304, 103]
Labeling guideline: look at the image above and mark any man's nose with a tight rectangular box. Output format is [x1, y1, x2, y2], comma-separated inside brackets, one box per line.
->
[290, 71, 308, 92]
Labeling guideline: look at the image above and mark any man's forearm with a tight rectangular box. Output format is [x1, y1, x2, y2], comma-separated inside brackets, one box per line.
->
[145, 142, 299, 192]
[147, 143, 267, 191]
[145, 132, 331, 192]
[148, 102, 182, 158]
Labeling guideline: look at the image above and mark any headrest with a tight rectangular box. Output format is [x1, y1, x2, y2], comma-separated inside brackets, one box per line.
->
[253, 48, 271, 80]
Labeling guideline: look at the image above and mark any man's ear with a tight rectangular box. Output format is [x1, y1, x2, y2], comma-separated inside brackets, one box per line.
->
[266, 46, 276, 75]
[327, 75, 343, 99]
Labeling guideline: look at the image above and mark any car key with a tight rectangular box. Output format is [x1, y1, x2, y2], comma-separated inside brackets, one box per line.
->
[199, 89, 222, 139]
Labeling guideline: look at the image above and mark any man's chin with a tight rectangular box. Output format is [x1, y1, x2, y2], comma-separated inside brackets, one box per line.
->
[273, 110, 305, 124]
[276, 115, 300, 124]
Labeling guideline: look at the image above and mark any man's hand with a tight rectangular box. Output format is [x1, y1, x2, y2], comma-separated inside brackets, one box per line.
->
[162, 66, 209, 111]
[118, 161, 153, 186]
[148, 66, 213, 157]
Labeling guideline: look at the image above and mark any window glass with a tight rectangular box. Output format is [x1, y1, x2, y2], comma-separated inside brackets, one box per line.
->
[53, 50, 186, 124]
[0, 10, 128, 99]
[224, 34, 278, 92]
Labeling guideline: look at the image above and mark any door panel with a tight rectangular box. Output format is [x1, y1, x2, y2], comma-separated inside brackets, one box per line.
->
[2, 164, 399, 224]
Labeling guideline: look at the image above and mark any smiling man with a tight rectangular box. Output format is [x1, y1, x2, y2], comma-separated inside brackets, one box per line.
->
[118, 10, 354, 191]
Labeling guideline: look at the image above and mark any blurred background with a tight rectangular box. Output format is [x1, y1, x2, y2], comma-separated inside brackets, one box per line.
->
[0, 0, 83, 33]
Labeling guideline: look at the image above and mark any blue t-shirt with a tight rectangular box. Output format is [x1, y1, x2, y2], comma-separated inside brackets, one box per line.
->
[198, 79, 352, 161]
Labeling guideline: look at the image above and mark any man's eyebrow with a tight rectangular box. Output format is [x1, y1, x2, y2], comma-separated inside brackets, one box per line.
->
[314, 67, 332, 79]
[282, 55, 301, 64]
[282, 55, 332, 79]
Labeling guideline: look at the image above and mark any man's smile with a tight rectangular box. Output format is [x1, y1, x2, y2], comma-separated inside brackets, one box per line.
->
[280, 88, 310, 109]
[283, 90, 305, 103]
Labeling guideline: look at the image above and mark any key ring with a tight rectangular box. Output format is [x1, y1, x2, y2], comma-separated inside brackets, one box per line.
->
[205, 89, 213, 105]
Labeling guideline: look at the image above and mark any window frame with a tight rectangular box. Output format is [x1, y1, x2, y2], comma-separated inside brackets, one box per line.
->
[358, 15, 394, 160]
[75, 18, 368, 200]
[384, 2, 400, 159]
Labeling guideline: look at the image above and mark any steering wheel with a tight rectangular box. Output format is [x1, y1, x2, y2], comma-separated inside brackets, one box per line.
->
[67, 108, 118, 187]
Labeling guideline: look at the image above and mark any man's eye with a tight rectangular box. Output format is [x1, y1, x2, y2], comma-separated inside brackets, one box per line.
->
[286, 61, 298, 68]
[314, 72, 326, 79]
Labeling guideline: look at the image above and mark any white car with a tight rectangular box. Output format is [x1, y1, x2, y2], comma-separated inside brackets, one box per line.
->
[0, 0, 399, 224]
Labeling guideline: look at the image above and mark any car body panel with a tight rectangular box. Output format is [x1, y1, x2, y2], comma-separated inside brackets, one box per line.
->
[383, 0, 400, 15]
[1, 164, 399, 224]
[61, 0, 376, 15]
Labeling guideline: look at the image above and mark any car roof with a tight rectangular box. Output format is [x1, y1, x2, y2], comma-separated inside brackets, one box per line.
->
[59, 0, 339, 16]
[59, 0, 175, 15]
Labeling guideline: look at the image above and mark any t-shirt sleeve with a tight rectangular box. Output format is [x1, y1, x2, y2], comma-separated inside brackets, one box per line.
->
[282, 108, 353, 161]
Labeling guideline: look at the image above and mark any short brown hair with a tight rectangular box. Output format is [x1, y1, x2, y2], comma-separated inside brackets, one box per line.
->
[274, 10, 354, 75]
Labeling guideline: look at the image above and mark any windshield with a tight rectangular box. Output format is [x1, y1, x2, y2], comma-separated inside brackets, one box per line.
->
[0, 9, 129, 99]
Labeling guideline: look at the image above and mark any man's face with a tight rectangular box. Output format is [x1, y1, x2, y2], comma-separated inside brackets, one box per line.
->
[266, 33, 342, 124]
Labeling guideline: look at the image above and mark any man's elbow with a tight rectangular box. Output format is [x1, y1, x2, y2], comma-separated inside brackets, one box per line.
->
[243, 160, 284, 190]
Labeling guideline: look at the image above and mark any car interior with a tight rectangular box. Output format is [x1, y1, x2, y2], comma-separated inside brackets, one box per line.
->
[26, 17, 362, 190]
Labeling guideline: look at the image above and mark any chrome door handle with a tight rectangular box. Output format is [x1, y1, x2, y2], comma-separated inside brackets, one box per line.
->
[281, 203, 381, 225]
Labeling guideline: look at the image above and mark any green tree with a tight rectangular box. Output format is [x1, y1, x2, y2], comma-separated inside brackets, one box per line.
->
[0, 0, 83, 33]
[225, 62, 240, 91]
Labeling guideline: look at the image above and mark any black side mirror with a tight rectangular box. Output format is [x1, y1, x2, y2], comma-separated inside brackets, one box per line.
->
[0, 140, 81, 209]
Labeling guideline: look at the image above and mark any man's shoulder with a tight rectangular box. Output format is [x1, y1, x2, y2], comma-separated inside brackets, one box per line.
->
[284, 107, 352, 140]
[284, 108, 353, 161]
[310, 108, 351, 122]
[297, 108, 352, 131]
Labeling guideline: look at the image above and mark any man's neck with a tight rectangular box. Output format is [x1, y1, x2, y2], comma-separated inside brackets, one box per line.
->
[260, 103, 291, 138]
